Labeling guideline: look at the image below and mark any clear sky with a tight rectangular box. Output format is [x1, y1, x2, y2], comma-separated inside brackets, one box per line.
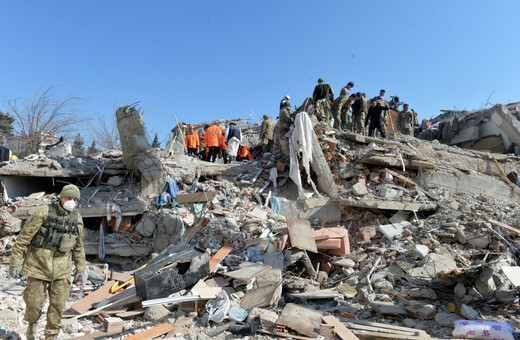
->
[1, 1, 519, 146]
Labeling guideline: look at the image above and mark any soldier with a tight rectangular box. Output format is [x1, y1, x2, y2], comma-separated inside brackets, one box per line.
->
[280, 95, 290, 110]
[332, 81, 354, 129]
[351, 92, 367, 135]
[312, 78, 334, 103]
[9, 184, 86, 340]
[365, 99, 390, 138]
[397, 104, 414, 136]
[260, 115, 276, 153]
[374, 89, 390, 131]
[278, 101, 293, 156]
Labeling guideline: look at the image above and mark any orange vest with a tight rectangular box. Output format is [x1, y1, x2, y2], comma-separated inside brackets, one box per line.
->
[185, 131, 200, 149]
[218, 127, 227, 149]
[238, 145, 252, 160]
[204, 125, 220, 147]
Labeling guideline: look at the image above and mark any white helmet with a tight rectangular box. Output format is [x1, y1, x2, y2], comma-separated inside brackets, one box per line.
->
[285, 95, 290, 100]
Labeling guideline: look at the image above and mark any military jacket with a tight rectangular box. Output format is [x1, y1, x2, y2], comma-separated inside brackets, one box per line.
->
[9, 203, 85, 281]
[260, 118, 276, 141]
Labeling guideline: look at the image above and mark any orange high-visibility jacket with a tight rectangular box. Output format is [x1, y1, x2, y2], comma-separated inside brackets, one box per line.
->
[185, 131, 200, 149]
[204, 125, 220, 147]
[218, 127, 227, 149]
[238, 145, 252, 160]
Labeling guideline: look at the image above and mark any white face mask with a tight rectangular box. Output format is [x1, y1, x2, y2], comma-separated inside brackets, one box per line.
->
[63, 200, 77, 211]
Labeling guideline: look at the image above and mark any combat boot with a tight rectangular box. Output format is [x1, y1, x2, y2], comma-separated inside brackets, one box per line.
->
[26, 323, 36, 340]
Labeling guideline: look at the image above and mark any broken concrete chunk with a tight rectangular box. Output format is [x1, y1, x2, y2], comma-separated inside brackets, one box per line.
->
[371, 301, 407, 315]
[248, 308, 279, 332]
[435, 311, 464, 327]
[333, 258, 356, 268]
[454, 283, 467, 298]
[406, 301, 436, 320]
[144, 305, 171, 322]
[135, 216, 156, 237]
[414, 244, 429, 259]
[459, 304, 478, 320]
[338, 283, 357, 298]
[107, 176, 123, 186]
[352, 182, 368, 196]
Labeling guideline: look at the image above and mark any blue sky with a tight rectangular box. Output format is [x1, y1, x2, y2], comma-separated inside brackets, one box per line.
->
[1, 1, 519, 146]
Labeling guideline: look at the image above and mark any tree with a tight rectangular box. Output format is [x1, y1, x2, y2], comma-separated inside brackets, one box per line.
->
[87, 140, 100, 155]
[3, 85, 87, 153]
[72, 133, 85, 154]
[151, 133, 161, 148]
[89, 114, 120, 150]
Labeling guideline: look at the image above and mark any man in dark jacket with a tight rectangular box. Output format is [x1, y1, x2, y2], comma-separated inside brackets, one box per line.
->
[365, 99, 390, 138]
[312, 78, 334, 103]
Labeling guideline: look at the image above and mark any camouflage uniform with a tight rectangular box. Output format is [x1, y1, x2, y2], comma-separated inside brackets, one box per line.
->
[332, 87, 350, 129]
[397, 110, 413, 136]
[352, 97, 367, 135]
[278, 107, 293, 156]
[9, 203, 85, 339]
[260, 116, 276, 153]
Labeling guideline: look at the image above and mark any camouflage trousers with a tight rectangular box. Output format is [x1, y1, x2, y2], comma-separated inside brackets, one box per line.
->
[261, 138, 272, 153]
[24, 277, 71, 337]
[352, 114, 366, 135]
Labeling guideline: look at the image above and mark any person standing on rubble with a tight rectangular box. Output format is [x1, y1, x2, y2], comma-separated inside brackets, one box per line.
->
[225, 122, 242, 163]
[280, 95, 290, 110]
[351, 92, 367, 135]
[374, 89, 390, 132]
[204, 124, 220, 162]
[218, 126, 228, 164]
[185, 125, 200, 156]
[260, 115, 276, 153]
[312, 78, 334, 103]
[278, 101, 293, 156]
[397, 104, 413, 136]
[9, 184, 86, 340]
[332, 81, 354, 129]
[365, 99, 390, 138]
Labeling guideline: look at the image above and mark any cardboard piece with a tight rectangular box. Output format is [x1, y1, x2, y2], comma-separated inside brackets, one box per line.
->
[286, 217, 318, 253]
[209, 245, 232, 272]
[276, 303, 323, 338]
[175, 191, 217, 204]
[240, 282, 280, 310]
[223, 262, 272, 282]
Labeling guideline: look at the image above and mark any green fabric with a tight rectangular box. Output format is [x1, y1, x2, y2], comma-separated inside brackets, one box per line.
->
[9, 203, 85, 281]
[260, 118, 275, 141]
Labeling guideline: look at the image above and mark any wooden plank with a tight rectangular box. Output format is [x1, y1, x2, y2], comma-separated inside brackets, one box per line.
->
[116, 309, 145, 318]
[209, 245, 232, 272]
[383, 168, 418, 187]
[276, 303, 322, 338]
[352, 330, 432, 340]
[322, 315, 360, 340]
[71, 281, 116, 314]
[343, 319, 429, 337]
[222, 262, 271, 282]
[487, 218, 520, 235]
[286, 217, 317, 253]
[124, 324, 175, 340]
[175, 191, 217, 204]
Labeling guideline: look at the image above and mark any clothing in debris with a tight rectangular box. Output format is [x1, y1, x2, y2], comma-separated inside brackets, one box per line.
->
[260, 115, 276, 153]
[312, 79, 334, 103]
[9, 185, 85, 339]
[365, 102, 389, 138]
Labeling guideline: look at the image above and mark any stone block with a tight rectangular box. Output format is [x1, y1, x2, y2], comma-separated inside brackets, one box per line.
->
[459, 304, 478, 320]
[454, 283, 467, 298]
[435, 311, 464, 327]
[144, 305, 171, 322]
[333, 258, 356, 268]
[352, 182, 368, 196]
[338, 283, 357, 298]
[414, 244, 429, 259]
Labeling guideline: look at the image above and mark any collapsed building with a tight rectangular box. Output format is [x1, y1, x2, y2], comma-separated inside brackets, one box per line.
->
[0, 102, 519, 340]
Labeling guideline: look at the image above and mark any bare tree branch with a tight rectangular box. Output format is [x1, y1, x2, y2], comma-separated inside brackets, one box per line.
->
[88, 113, 120, 150]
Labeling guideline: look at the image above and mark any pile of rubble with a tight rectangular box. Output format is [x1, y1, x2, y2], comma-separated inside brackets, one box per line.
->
[0, 105, 519, 340]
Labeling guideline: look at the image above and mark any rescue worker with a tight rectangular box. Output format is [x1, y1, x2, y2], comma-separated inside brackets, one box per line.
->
[374, 89, 390, 132]
[225, 122, 242, 163]
[280, 95, 290, 110]
[197, 127, 207, 159]
[185, 125, 200, 156]
[365, 99, 390, 138]
[332, 82, 354, 129]
[312, 78, 334, 103]
[218, 126, 228, 164]
[260, 115, 276, 153]
[237, 144, 252, 161]
[396, 104, 414, 136]
[278, 101, 293, 156]
[204, 124, 220, 162]
[9, 184, 85, 340]
[351, 92, 367, 135]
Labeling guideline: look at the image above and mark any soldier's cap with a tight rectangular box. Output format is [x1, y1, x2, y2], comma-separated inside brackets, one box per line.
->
[263, 115, 269, 120]
[347, 81, 354, 87]
[404, 103, 409, 106]
[356, 92, 362, 97]
[318, 78, 325, 83]
[60, 184, 80, 200]
[380, 89, 386, 93]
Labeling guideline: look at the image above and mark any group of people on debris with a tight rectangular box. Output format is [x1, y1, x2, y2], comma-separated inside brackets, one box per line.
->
[279, 78, 419, 140]
[175, 122, 252, 163]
